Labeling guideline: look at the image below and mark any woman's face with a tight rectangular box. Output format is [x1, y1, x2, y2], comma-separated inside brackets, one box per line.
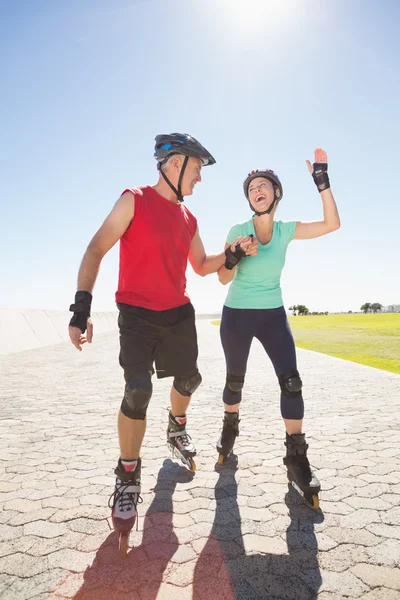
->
[248, 177, 276, 213]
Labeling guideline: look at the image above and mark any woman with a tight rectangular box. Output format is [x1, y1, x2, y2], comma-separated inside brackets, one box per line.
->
[216, 149, 340, 509]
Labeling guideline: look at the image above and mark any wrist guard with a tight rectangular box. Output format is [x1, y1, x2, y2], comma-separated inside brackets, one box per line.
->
[225, 243, 246, 270]
[69, 291, 92, 333]
[312, 163, 330, 192]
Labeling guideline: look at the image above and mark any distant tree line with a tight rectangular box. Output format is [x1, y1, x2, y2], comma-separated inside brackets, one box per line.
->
[289, 303, 386, 315]
[289, 305, 329, 316]
[360, 303, 383, 313]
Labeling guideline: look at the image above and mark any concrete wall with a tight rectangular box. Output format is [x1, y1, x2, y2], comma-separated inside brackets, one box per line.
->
[0, 309, 118, 355]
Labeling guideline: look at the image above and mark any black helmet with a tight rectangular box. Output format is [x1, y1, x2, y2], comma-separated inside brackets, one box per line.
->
[154, 132, 215, 202]
[154, 133, 216, 167]
[243, 169, 283, 216]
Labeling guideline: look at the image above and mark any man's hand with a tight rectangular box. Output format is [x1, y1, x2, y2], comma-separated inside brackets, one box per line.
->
[225, 235, 258, 270]
[69, 320, 93, 351]
[238, 234, 258, 257]
[69, 291, 93, 351]
[231, 235, 258, 257]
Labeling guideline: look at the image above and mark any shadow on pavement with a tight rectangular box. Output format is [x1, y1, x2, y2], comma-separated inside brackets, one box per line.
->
[192, 455, 323, 600]
[71, 459, 194, 600]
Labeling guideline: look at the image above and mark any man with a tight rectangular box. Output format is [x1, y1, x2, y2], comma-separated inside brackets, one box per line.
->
[68, 133, 255, 553]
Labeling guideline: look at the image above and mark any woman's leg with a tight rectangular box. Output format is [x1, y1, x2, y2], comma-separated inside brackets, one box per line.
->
[220, 306, 254, 412]
[256, 308, 320, 505]
[255, 307, 304, 435]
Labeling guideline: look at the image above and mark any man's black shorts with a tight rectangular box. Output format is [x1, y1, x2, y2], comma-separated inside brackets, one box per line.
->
[117, 302, 199, 383]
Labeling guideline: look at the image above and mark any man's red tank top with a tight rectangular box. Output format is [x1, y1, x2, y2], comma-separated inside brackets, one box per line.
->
[115, 186, 198, 311]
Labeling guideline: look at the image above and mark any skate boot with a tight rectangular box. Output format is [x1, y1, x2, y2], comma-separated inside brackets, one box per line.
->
[283, 433, 320, 510]
[108, 457, 142, 557]
[216, 411, 240, 464]
[167, 411, 196, 472]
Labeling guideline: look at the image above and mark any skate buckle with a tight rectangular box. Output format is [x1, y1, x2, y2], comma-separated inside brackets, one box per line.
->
[291, 481, 305, 498]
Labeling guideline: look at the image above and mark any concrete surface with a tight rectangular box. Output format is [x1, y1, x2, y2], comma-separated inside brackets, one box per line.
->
[0, 309, 118, 355]
[1, 320, 400, 599]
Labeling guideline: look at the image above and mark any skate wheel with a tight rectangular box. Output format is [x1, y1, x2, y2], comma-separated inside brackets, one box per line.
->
[119, 533, 129, 558]
[188, 458, 196, 472]
[311, 494, 319, 510]
[217, 454, 225, 465]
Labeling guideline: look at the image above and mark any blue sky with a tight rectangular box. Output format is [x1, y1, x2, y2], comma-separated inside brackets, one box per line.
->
[1, 0, 399, 313]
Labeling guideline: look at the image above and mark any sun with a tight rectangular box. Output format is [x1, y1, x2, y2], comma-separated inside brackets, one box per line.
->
[211, 0, 300, 39]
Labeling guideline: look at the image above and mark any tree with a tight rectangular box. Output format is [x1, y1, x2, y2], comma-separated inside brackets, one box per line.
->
[360, 303, 371, 314]
[289, 304, 310, 316]
[371, 302, 382, 313]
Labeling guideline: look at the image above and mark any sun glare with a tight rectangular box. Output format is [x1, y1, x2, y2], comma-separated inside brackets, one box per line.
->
[212, 0, 300, 39]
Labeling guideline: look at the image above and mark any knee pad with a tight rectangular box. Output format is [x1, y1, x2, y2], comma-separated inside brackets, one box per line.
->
[278, 370, 302, 397]
[173, 371, 202, 397]
[121, 375, 153, 420]
[223, 374, 245, 406]
[226, 373, 244, 393]
[279, 370, 304, 420]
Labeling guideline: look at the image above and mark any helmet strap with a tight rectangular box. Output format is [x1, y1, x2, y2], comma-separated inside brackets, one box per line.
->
[177, 155, 188, 201]
[159, 155, 188, 202]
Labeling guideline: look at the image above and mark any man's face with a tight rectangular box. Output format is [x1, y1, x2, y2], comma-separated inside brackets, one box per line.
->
[180, 157, 202, 196]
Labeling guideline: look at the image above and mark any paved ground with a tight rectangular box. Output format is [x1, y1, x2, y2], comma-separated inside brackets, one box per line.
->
[1, 320, 400, 600]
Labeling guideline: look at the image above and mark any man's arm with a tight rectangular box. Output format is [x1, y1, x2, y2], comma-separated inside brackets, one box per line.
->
[188, 229, 225, 277]
[69, 191, 134, 350]
[218, 243, 236, 285]
[188, 229, 258, 278]
[76, 191, 135, 291]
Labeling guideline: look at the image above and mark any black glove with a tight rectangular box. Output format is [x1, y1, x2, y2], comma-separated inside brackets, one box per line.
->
[69, 291, 92, 333]
[312, 162, 330, 192]
[225, 242, 246, 270]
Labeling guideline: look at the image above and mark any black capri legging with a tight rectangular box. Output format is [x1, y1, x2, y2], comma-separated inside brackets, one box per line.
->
[220, 305, 304, 420]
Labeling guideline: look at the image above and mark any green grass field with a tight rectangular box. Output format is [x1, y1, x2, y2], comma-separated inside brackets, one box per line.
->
[211, 313, 400, 374]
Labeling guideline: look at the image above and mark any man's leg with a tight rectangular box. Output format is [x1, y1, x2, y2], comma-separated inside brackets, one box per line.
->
[110, 306, 157, 545]
[166, 371, 202, 469]
[170, 372, 201, 416]
[118, 413, 146, 460]
[118, 372, 153, 459]
[117, 305, 157, 460]
[157, 304, 201, 468]
[170, 386, 190, 416]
